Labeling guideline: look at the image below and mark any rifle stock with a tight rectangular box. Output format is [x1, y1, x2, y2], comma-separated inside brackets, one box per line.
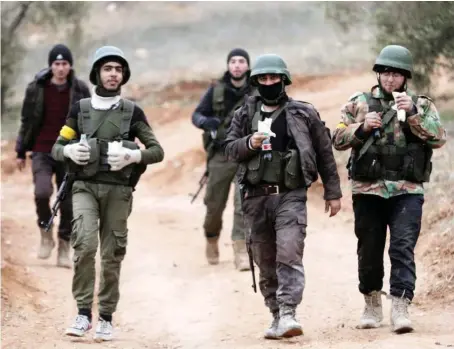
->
[190, 170, 208, 204]
[238, 184, 257, 293]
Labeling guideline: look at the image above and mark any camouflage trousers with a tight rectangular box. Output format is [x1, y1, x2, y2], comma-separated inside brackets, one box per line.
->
[71, 180, 132, 315]
[242, 187, 307, 313]
[203, 152, 245, 241]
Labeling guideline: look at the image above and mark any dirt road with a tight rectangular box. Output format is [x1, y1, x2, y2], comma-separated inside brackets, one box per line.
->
[2, 74, 453, 349]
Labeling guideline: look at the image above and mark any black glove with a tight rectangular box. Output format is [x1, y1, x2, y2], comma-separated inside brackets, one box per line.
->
[202, 117, 221, 131]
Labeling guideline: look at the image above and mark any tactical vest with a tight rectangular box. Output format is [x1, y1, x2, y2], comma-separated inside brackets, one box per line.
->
[349, 92, 433, 183]
[202, 82, 252, 152]
[243, 100, 304, 190]
[75, 98, 142, 186]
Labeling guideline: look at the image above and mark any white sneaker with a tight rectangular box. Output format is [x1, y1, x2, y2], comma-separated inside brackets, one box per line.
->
[94, 318, 113, 342]
[65, 315, 92, 337]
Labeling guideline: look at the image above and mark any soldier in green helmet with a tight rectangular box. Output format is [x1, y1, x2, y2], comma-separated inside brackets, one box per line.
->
[333, 45, 446, 333]
[51, 45, 164, 341]
[225, 54, 342, 339]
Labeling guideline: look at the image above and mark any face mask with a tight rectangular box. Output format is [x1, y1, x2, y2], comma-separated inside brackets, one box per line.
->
[258, 81, 284, 105]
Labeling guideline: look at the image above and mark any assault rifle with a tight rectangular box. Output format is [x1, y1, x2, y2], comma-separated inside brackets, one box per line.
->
[44, 172, 75, 232]
[190, 130, 217, 204]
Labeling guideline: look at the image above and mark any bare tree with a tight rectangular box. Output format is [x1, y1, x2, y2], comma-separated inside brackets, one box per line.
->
[324, 2, 454, 93]
[1, 1, 90, 117]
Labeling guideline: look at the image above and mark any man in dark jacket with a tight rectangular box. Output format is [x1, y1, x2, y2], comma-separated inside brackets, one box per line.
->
[15, 44, 91, 268]
[191, 48, 255, 270]
[224, 54, 342, 339]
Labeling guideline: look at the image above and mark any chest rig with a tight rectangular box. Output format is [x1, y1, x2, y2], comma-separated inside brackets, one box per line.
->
[244, 100, 302, 189]
[75, 98, 140, 185]
[349, 92, 433, 183]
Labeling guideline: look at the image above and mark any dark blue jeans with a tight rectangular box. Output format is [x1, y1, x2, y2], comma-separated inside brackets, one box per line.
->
[352, 193, 424, 301]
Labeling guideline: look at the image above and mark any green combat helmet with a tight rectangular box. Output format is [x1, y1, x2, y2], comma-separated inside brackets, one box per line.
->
[373, 45, 413, 78]
[250, 54, 292, 85]
[89, 46, 131, 85]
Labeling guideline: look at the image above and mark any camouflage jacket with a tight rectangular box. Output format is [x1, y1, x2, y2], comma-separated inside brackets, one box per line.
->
[333, 85, 446, 199]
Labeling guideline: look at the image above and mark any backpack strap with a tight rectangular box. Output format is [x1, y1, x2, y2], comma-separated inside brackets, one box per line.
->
[251, 100, 288, 132]
[120, 99, 135, 139]
[212, 82, 225, 117]
[78, 98, 92, 135]
[364, 92, 384, 113]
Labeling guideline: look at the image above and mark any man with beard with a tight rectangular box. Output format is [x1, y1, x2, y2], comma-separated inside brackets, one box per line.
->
[333, 45, 446, 333]
[192, 48, 255, 270]
[15, 44, 91, 268]
[224, 54, 342, 339]
[51, 46, 164, 341]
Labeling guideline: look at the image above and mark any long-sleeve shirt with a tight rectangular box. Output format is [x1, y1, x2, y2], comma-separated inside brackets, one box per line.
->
[333, 85, 446, 198]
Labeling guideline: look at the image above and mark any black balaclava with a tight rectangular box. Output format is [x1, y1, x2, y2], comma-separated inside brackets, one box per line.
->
[258, 80, 287, 106]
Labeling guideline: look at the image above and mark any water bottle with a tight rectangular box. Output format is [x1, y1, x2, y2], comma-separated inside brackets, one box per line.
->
[79, 134, 90, 149]
[262, 137, 273, 161]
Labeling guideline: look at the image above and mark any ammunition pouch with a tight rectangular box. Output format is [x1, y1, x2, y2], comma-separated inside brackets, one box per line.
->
[284, 149, 302, 189]
[245, 153, 264, 185]
[245, 149, 304, 188]
[74, 138, 145, 187]
[74, 138, 101, 179]
[349, 143, 432, 183]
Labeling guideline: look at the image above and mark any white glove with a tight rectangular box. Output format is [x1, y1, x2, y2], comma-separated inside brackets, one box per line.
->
[107, 146, 142, 171]
[63, 143, 90, 165]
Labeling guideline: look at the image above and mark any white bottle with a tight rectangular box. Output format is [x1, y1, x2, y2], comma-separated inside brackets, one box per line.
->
[79, 134, 91, 149]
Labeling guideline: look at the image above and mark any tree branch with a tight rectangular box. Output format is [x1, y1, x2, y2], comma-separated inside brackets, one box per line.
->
[7, 2, 32, 39]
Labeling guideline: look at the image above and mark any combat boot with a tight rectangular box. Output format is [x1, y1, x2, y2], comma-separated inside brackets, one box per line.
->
[206, 236, 219, 265]
[358, 291, 384, 329]
[232, 239, 250, 271]
[57, 239, 71, 268]
[264, 311, 280, 340]
[390, 295, 413, 334]
[37, 226, 55, 259]
[276, 305, 303, 338]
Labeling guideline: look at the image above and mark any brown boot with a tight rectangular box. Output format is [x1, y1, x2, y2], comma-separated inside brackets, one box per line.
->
[206, 237, 219, 265]
[232, 240, 250, 271]
[57, 239, 71, 268]
[37, 227, 55, 259]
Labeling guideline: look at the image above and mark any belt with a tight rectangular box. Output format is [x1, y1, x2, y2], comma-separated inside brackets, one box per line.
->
[244, 184, 290, 198]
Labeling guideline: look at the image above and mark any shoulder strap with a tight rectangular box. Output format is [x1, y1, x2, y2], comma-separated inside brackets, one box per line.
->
[120, 99, 135, 139]
[78, 98, 118, 138]
[221, 94, 247, 129]
[212, 82, 225, 117]
[78, 98, 91, 135]
[251, 101, 288, 132]
[364, 92, 384, 113]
